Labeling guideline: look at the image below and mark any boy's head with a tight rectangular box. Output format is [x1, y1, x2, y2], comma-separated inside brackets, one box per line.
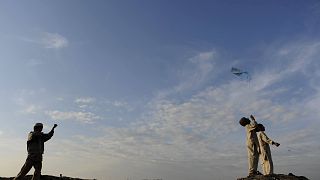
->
[256, 124, 265, 132]
[239, 117, 250, 126]
[34, 123, 43, 132]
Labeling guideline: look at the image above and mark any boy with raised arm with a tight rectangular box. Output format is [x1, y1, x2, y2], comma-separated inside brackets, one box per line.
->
[239, 115, 260, 176]
[14, 123, 58, 180]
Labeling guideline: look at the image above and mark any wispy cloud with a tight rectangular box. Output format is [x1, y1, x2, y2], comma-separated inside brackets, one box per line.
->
[110, 100, 134, 112]
[112, 100, 128, 107]
[175, 50, 216, 92]
[46, 110, 100, 124]
[156, 50, 217, 99]
[56, 84, 293, 166]
[251, 40, 320, 91]
[74, 97, 96, 109]
[20, 32, 68, 49]
[41, 32, 68, 49]
[21, 104, 42, 114]
[13, 89, 46, 114]
[75, 97, 96, 104]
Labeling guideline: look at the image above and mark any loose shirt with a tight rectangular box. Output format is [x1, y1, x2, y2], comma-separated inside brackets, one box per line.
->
[27, 130, 54, 154]
[245, 120, 259, 152]
[258, 131, 274, 161]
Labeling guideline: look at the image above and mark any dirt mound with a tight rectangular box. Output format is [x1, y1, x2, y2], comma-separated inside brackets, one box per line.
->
[237, 173, 309, 180]
[0, 175, 96, 180]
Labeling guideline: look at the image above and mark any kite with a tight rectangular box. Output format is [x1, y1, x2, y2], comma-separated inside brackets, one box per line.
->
[231, 67, 251, 81]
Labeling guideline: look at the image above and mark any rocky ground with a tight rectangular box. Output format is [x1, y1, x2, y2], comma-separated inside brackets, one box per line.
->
[1, 173, 309, 180]
[237, 173, 309, 180]
[0, 175, 96, 180]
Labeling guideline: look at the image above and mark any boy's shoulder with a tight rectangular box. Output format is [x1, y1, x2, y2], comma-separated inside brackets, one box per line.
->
[245, 123, 256, 129]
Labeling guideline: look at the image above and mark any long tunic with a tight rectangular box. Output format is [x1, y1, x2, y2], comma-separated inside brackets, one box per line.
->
[245, 120, 260, 174]
[258, 131, 275, 175]
[27, 131, 54, 154]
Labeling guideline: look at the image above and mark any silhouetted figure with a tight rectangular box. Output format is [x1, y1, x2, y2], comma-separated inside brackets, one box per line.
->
[14, 123, 58, 180]
[256, 124, 280, 175]
[239, 115, 260, 176]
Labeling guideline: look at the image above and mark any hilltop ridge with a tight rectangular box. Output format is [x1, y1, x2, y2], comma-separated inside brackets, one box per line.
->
[0, 175, 96, 180]
[237, 173, 309, 180]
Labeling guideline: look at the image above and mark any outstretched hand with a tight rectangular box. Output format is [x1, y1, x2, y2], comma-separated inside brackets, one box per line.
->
[53, 124, 58, 129]
[250, 115, 256, 121]
[274, 142, 280, 147]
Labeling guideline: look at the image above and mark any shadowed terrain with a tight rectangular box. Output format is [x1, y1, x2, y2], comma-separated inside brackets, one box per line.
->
[0, 175, 95, 180]
[237, 173, 309, 180]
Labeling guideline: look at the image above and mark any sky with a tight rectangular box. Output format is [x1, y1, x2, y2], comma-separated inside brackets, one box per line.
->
[0, 1, 320, 179]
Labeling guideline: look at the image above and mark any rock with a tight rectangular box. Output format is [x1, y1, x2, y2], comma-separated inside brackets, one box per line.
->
[0, 175, 96, 180]
[237, 173, 309, 180]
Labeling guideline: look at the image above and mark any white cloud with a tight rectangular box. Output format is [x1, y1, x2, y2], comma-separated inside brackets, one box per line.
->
[13, 89, 46, 114]
[22, 104, 41, 114]
[61, 81, 298, 166]
[13, 89, 36, 106]
[75, 97, 96, 104]
[113, 100, 128, 107]
[175, 50, 216, 92]
[41, 32, 68, 49]
[46, 110, 100, 124]
[156, 50, 217, 99]
[74, 97, 96, 109]
[251, 41, 320, 91]
[112, 100, 134, 111]
[20, 32, 68, 49]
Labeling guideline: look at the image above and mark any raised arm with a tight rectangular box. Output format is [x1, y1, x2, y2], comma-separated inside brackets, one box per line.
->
[43, 124, 58, 142]
[250, 115, 257, 125]
[260, 132, 280, 146]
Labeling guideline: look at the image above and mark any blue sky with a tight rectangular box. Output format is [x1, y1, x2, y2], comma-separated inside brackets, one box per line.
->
[1, 1, 320, 179]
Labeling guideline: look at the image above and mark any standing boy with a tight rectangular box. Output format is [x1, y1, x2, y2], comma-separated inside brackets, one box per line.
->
[14, 123, 58, 180]
[239, 115, 260, 176]
[256, 124, 280, 175]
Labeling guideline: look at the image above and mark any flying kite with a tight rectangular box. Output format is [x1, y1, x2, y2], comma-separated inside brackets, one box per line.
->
[231, 67, 251, 81]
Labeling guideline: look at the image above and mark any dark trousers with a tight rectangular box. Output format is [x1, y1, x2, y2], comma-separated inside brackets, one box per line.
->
[14, 154, 42, 180]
